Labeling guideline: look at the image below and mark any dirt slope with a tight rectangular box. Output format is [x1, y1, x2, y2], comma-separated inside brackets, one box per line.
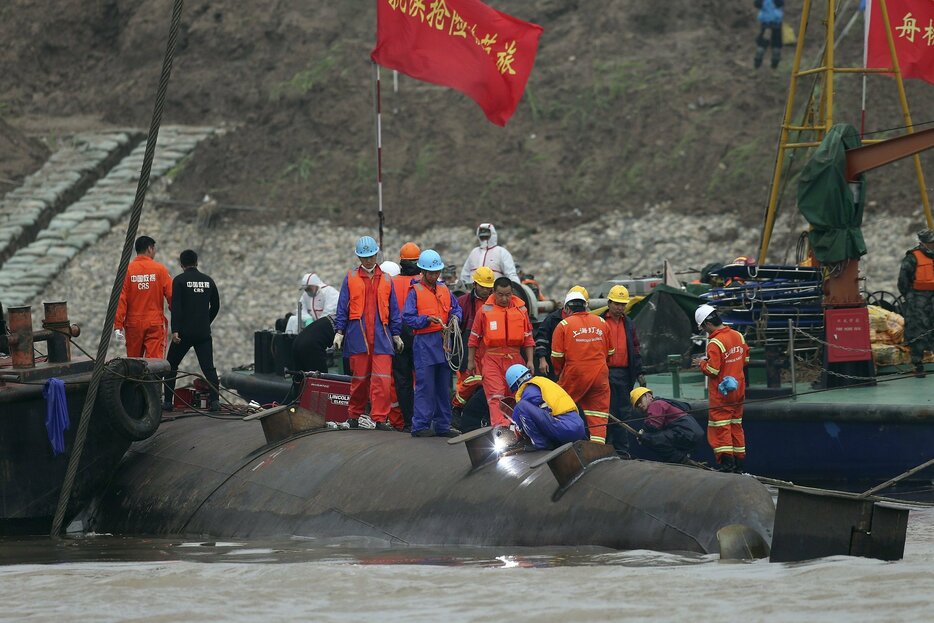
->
[1, 0, 932, 233]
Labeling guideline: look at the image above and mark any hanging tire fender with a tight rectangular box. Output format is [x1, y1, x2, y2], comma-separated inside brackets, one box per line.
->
[99, 358, 166, 441]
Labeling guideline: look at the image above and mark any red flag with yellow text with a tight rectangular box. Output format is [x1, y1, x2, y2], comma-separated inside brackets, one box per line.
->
[865, 0, 934, 84]
[371, 0, 543, 126]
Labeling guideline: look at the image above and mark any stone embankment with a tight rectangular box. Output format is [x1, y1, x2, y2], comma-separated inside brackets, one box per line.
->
[0, 127, 213, 307]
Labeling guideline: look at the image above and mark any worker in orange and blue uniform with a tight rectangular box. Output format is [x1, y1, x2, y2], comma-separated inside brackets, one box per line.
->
[467, 277, 534, 428]
[115, 235, 173, 358]
[403, 250, 463, 437]
[333, 236, 403, 431]
[551, 290, 615, 445]
[693, 304, 750, 473]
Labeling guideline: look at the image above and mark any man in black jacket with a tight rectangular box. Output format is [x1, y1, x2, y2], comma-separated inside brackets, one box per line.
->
[163, 249, 221, 411]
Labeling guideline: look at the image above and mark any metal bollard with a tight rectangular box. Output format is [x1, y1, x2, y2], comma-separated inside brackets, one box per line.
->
[667, 354, 681, 398]
[7, 306, 35, 369]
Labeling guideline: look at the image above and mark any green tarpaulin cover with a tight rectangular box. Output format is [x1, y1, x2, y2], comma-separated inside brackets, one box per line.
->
[797, 123, 867, 264]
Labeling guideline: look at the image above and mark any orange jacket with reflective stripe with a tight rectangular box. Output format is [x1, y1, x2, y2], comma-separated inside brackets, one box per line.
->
[411, 282, 452, 335]
[469, 295, 533, 349]
[605, 314, 629, 368]
[346, 269, 392, 322]
[913, 250, 934, 291]
[700, 326, 749, 407]
[115, 255, 173, 330]
[550, 312, 613, 375]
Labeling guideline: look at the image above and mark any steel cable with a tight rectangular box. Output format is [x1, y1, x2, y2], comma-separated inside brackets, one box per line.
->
[50, 0, 186, 537]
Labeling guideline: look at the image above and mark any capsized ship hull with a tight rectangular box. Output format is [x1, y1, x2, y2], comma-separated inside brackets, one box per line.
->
[93, 417, 774, 556]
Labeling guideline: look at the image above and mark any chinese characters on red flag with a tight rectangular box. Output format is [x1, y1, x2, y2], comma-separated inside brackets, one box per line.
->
[865, 0, 934, 84]
[371, 0, 544, 126]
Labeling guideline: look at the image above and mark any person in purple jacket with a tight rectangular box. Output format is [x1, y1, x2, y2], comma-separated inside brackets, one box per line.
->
[402, 250, 463, 437]
[333, 236, 403, 431]
[630, 387, 704, 465]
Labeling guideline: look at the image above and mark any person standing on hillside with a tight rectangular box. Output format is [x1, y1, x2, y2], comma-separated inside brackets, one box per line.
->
[693, 304, 750, 473]
[333, 236, 403, 430]
[460, 223, 520, 285]
[115, 235, 173, 358]
[163, 250, 221, 412]
[403, 250, 463, 437]
[754, 0, 784, 69]
[898, 229, 934, 378]
[551, 290, 614, 445]
[601, 285, 645, 458]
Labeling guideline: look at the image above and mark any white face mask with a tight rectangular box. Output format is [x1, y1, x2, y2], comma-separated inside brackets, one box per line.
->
[361, 263, 377, 274]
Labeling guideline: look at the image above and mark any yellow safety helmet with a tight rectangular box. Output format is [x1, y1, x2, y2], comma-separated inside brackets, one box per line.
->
[608, 285, 631, 304]
[568, 285, 589, 302]
[630, 386, 653, 407]
[472, 266, 496, 288]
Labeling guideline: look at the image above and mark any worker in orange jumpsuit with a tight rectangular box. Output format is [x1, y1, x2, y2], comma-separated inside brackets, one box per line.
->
[466, 277, 534, 428]
[551, 290, 614, 444]
[115, 235, 173, 358]
[452, 266, 495, 410]
[693, 304, 750, 473]
[390, 242, 422, 429]
[333, 236, 404, 430]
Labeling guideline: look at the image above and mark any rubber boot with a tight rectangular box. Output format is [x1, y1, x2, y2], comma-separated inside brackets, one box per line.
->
[717, 454, 736, 473]
[754, 46, 766, 69]
[770, 48, 781, 69]
[733, 457, 745, 474]
[915, 363, 926, 378]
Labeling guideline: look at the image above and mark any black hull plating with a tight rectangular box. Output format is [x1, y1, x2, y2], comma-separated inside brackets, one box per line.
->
[94, 417, 775, 554]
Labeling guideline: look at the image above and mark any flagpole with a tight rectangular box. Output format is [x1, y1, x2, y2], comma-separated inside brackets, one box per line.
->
[860, 0, 870, 137]
[373, 62, 385, 250]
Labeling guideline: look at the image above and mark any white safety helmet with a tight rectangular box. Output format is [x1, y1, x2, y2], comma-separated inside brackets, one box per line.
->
[694, 304, 717, 328]
[380, 260, 401, 277]
[564, 290, 586, 305]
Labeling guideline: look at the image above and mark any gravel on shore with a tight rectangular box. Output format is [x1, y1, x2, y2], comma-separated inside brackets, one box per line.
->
[27, 190, 928, 379]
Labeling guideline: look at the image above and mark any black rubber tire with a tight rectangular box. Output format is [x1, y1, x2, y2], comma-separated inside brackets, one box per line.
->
[99, 358, 163, 441]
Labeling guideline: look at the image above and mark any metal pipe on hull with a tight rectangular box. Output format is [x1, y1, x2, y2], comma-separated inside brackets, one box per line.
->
[93, 417, 774, 555]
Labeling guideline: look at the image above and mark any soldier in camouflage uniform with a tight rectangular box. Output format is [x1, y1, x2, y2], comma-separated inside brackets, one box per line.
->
[897, 229, 934, 377]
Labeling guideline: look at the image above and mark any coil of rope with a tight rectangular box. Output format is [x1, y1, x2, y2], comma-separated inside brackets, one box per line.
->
[443, 316, 464, 372]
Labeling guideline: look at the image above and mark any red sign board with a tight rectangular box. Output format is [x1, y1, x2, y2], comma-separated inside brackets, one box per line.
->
[299, 375, 351, 423]
[824, 308, 873, 363]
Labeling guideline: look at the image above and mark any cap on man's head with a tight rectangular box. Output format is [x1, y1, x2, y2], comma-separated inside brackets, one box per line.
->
[918, 229, 934, 244]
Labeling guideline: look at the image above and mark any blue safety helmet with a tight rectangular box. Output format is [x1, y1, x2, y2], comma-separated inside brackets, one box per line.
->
[718, 376, 739, 396]
[416, 249, 444, 271]
[355, 236, 380, 258]
[506, 364, 533, 392]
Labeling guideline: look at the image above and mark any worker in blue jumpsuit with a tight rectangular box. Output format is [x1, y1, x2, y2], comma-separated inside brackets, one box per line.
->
[505, 364, 587, 450]
[403, 249, 463, 438]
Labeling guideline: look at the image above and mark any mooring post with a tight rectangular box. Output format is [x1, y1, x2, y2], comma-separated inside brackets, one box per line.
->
[667, 354, 681, 398]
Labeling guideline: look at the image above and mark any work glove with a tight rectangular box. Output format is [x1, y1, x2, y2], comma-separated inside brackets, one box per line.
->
[393, 335, 404, 353]
[113, 329, 126, 346]
[332, 333, 344, 350]
[718, 375, 739, 396]
[358, 414, 377, 430]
